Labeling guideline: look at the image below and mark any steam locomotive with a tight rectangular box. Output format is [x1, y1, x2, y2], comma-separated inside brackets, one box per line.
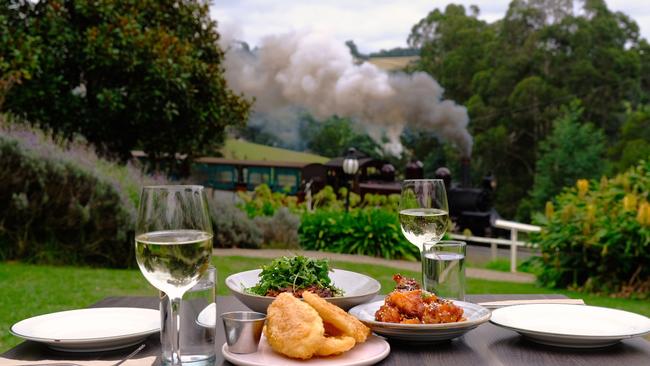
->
[185, 150, 499, 236]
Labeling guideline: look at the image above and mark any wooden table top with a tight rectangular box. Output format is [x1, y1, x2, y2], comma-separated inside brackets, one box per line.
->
[3, 294, 650, 365]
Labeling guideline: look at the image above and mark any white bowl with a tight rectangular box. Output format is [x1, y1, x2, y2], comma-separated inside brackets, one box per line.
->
[349, 300, 491, 342]
[225, 269, 381, 313]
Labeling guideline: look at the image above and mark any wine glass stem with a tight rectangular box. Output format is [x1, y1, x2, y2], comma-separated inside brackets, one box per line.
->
[169, 296, 182, 365]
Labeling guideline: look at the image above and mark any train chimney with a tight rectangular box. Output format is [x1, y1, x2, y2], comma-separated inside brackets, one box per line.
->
[405, 159, 424, 179]
[460, 157, 471, 187]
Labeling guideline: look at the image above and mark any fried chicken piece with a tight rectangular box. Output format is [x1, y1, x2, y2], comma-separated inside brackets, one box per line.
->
[393, 274, 420, 291]
[385, 289, 426, 319]
[374, 304, 402, 323]
[400, 318, 421, 324]
[422, 300, 465, 324]
[264, 293, 324, 359]
[302, 291, 371, 343]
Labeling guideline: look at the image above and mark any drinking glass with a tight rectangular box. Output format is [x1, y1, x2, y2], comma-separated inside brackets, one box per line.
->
[399, 179, 450, 252]
[135, 185, 213, 365]
[422, 240, 466, 300]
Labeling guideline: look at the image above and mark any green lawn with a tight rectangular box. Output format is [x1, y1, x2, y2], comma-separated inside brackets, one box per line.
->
[220, 139, 329, 163]
[1, 256, 648, 352]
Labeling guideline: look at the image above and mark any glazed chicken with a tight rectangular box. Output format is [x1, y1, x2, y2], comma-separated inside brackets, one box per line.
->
[375, 274, 465, 324]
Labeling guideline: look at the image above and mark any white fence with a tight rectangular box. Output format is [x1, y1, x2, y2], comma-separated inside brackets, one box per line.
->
[449, 219, 541, 273]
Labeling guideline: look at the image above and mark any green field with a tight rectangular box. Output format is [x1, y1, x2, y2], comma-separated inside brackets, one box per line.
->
[1, 257, 648, 352]
[220, 139, 329, 163]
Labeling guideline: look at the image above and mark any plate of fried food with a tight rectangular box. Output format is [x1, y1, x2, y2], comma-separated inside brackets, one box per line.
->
[349, 274, 491, 342]
[225, 256, 381, 313]
[222, 291, 390, 366]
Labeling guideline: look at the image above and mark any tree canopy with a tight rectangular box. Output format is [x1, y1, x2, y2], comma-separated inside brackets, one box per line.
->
[407, 0, 649, 218]
[1, 0, 250, 164]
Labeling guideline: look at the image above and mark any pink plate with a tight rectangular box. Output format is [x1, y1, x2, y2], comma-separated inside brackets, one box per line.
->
[222, 334, 390, 366]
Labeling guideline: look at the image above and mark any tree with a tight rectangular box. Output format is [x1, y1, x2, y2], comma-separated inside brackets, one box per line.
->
[522, 102, 605, 217]
[609, 104, 650, 173]
[409, 0, 648, 218]
[2, 0, 250, 166]
[306, 116, 382, 159]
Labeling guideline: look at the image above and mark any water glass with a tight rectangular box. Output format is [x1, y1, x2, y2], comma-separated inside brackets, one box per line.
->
[161, 266, 217, 365]
[422, 240, 466, 301]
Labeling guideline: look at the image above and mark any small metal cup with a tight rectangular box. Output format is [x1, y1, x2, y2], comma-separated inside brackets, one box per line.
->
[221, 311, 266, 354]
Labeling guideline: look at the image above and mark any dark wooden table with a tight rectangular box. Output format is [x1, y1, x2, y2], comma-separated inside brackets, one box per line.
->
[4, 295, 650, 365]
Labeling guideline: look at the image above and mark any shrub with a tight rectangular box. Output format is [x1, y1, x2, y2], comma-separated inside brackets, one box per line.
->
[0, 117, 164, 267]
[208, 196, 262, 249]
[532, 160, 650, 297]
[299, 208, 419, 261]
[255, 207, 301, 249]
[237, 184, 303, 218]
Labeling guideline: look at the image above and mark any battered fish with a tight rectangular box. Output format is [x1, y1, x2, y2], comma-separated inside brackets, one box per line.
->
[303, 291, 371, 343]
[264, 293, 324, 359]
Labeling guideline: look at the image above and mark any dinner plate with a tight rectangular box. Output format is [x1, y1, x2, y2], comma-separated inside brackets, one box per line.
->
[225, 269, 381, 313]
[222, 334, 390, 366]
[10, 307, 160, 352]
[349, 300, 491, 342]
[490, 304, 650, 348]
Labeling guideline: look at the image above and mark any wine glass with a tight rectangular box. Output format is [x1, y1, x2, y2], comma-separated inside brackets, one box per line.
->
[135, 185, 213, 365]
[399, 179, 450, 252]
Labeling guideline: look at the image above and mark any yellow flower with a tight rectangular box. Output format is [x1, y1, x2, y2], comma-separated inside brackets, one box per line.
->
[623, 194, 638, 211]
[561, 203, 576, 223]
[637, 201, 650, 226]
[599, 176, 608, 190]
[577, 179, 589, 198]
[586, 204, 596, 224]
[545, 201, 554, 218]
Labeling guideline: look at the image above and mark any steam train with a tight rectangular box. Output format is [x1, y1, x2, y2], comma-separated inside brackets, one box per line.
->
[182, 150, 499, 236]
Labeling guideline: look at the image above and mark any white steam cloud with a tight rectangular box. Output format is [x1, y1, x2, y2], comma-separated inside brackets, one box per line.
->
[222, 30, 472, 157]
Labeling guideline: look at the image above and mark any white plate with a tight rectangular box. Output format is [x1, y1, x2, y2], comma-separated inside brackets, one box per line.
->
[225, 269, 381, 313]
[10, 307, 160, 352]
[222, 334, 390, 366]
[349, 300, 490, 342]
[490, 304, 650, 348]
[197, 303, 217, 328]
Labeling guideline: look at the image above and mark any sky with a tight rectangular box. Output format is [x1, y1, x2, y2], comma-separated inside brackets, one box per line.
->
[211, 0, 650, 53]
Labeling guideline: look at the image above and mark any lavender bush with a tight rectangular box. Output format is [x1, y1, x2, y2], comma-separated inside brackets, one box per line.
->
[0, 115, 166, 267]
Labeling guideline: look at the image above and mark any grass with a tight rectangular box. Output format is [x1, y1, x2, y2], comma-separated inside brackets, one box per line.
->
[220, 139, 329, 163]
[366, 56, 419, 71]
[1, 256, 649, 352]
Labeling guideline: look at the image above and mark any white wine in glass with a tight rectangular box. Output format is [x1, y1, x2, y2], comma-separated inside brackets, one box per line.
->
[399, 180, 449, 252]
[135, 186, 212, 366]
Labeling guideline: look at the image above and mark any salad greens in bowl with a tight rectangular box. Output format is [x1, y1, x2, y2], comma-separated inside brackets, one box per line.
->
[225, 256, 381, 313]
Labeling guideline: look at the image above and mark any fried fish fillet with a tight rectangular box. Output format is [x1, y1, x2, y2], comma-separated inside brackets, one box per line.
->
[264, 293, 324, 359]
[315, 335, 356, 356]
[302, 291, 371, 343]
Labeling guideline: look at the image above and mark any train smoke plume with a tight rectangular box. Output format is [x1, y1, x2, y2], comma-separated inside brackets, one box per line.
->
[222, 31, 472, 157]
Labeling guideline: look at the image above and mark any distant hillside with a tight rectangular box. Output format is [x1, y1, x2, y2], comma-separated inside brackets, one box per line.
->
[220, 139, 329, 163]
[366, 56, 419, 71]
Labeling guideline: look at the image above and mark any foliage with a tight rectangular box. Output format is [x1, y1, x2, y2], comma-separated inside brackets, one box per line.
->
[532, 160, 650, 297]
[2, 0, 250, 165]
[305, 115, 383, 159]
[246, 256, 342, 296]
[609, 104, 650, 173]
[0, 116, 164, 267]
[237, 184, 303, 218]
[520, 102, 606, 218]
[254, 207, 301, 249]
[207, 196, 262, 249]
[368, 47, 420, 58]
[408, 0, 649, 218]
[0, 3, 39, 107]
[299, 208, 420, 261]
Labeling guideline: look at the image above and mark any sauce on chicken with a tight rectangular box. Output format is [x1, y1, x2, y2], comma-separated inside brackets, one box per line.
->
[375, 274, 465, 324]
